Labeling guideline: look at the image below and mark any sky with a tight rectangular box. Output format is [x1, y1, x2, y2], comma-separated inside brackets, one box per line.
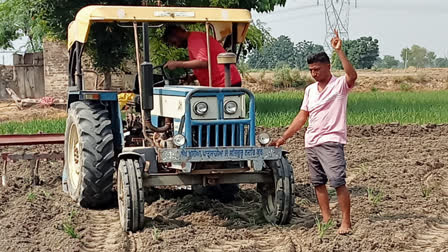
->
[1, 0, 447, 65]
[251, 0, 448, 60]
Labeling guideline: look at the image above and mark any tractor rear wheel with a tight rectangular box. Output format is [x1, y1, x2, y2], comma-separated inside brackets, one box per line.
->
[64, 101, 115, 208]
[258, 155, 295, 225]
[117, 158, 145, 232]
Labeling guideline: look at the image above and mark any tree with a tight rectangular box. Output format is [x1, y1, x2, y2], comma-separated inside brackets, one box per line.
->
[242, 19, 275, 58]
[401, 45, 436, 68]
[0, 0, 47, 52]
[332, 36, 379, 69]
[295, 40, 324, 69]
[434, 57, 448, 68]
[1, 0, 287, 86]
[374, 55, 400, 69]
[382, 55, 400, 68]
[246, 35, 299, 69]
[246, 35, 324, 70]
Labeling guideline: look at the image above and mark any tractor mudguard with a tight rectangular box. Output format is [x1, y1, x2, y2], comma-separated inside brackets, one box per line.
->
[119, 148, 158, 173]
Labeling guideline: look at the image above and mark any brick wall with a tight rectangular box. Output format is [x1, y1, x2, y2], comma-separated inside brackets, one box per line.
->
[43, 40, 70, 98]
[43, 40, 135, 98]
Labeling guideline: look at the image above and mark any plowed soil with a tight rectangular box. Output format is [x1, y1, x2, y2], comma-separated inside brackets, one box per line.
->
[1, 124, 448, 251]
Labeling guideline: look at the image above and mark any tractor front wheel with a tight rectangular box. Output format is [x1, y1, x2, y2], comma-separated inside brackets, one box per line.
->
[258, 156, 295, 225]
[117, 158, 145, 232]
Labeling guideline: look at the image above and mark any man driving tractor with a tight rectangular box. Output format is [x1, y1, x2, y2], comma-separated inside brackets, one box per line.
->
[162, 25, 242, 87]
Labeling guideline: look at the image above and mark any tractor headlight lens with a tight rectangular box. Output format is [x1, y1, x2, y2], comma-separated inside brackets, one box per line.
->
[173, 134, 186, 147]
[194, 102, 208, 115]
[224, 101, 238, 114]
[258, 133, 271, 145]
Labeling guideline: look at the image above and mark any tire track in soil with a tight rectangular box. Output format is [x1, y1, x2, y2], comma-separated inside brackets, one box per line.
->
[410, 168, 448, 251]
[80, 209, 139, 252]
[199, 229, 298, 252]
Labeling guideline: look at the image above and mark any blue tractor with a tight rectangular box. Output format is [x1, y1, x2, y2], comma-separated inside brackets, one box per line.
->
[62, 5, 295, 232]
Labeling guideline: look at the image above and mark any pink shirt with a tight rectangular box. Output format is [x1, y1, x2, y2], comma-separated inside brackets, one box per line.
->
[300, 75, 352, 148]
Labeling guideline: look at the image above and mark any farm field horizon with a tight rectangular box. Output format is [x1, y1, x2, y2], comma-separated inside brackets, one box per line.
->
[1, 89, 448, 133]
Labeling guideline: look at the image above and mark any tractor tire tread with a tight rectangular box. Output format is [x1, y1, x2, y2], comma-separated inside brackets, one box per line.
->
[67, 101, 115, 209]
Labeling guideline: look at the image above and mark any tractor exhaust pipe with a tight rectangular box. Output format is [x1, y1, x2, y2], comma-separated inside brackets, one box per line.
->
[217, 52, 237, 87]
[140, 62, 153, 110]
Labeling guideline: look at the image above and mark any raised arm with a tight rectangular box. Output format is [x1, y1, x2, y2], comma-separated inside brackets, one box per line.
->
[332, 30, 357, 88]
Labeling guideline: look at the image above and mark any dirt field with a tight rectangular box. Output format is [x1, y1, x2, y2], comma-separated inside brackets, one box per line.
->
[0, 102, 66, 122]
[1, 124, 447, 251]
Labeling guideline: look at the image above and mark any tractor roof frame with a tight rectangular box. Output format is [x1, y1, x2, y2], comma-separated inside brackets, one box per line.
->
[67, 5, 252, 50]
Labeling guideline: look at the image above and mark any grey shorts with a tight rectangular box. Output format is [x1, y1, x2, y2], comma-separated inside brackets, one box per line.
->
[305, 142, 347, 188]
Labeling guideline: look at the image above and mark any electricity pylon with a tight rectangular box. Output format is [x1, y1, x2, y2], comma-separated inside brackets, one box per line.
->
[319, 0, 357, 51]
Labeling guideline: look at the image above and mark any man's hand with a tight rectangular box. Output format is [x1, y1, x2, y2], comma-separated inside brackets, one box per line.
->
[331, 29, 357, 88]
[331, 29, 342, 51]
[164, 61, 182, 70]
[270, 137, 286, 148]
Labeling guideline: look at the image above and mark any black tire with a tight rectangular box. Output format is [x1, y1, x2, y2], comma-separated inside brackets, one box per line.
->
[258, 155, 295, 225]
[117, 158, 145, 232]
[64, 101, 115, 208]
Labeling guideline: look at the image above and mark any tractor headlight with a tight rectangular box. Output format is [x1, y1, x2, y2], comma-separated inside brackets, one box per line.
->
[224, 101, 238, 115]
[194, 102, 208, 116]
[257, 133, 271, 145]
[173, 134, 186, 147]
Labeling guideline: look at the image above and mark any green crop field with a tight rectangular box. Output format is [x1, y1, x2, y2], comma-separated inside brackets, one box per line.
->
[0, 90, 447, 134]
[0, 119, 66, 135]
[255, 90, 448, 127]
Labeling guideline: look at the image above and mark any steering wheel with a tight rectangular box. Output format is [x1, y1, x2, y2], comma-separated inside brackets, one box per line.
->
[152, 64, 170, 87]
[153, 64, 193, 86]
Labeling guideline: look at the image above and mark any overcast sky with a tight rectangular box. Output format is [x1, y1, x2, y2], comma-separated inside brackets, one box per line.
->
[251, 0, 448, 60]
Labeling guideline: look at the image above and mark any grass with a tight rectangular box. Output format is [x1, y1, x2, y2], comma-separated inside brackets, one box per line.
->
[1, 90, 447, 133]
[367, 187, 384, 206]
[152, 227, 162, 241]
[316, 217, 335, 238]
[254, 90, 448, 127]
[0, 119, 65, 134]
[27, 192, 37, 202]
[62, 209, 79, 239]
[357, 163, 369, 175]
[62, 223, 79, 239]
[421, 186, 432, 199]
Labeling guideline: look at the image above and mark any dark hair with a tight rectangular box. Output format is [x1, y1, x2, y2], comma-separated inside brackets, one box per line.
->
[307, 52, 330, 64]
[162, 24, 185, 43]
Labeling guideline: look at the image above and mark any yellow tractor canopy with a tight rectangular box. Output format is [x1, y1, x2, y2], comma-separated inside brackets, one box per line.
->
[67, 5, 252, 49]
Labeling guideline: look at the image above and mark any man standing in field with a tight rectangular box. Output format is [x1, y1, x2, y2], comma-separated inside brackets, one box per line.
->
[271, 30, 357, 235]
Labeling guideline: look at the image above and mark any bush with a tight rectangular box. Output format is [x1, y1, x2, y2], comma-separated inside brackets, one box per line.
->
[400, 83, 412, 92]
[273, 65, 307, 88]
[290, 69, 308, 87]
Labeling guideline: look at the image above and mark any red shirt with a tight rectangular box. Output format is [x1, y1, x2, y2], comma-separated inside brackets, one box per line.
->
[187, 32, 241, 87]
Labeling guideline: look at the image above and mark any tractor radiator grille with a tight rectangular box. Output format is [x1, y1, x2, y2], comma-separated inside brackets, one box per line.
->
[191, 123, 248, 147]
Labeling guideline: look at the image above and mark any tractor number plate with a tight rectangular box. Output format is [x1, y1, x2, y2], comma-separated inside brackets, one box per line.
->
[159, 147, 281, 163]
